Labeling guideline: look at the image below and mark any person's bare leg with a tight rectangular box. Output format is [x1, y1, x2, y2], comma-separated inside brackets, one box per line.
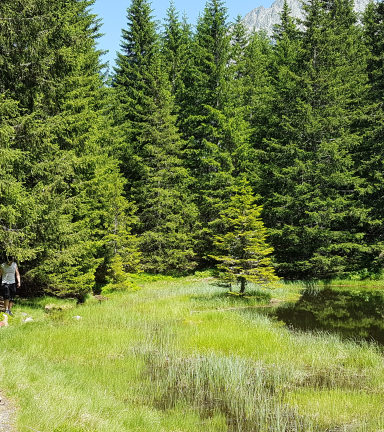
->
[4, 299, 9, 311]
[8, 301, 13, 311]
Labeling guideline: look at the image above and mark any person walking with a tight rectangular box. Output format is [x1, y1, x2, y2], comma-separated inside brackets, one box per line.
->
[0, 257, 20, 316]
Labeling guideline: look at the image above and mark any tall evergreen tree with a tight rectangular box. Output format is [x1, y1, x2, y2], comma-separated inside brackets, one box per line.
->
[161, 2, 192, 103]
[178, 1, 254, 262]
[241, 29, 274, 187]
[364, 1, 384, 96]
[113, 0, 198, 273]
[258, 0, 371, 278]
[226, 17, 254, 179]
[112, 0, 158, 186]
[135, 56, 198, 273]
[0, 95, 39, 262]
[0, 0, 137, 297]
[273, 0, 302, 41]
[358, 1, 384, 267]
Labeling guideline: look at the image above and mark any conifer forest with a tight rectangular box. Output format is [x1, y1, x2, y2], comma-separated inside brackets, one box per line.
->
[1, 0, 384, 297]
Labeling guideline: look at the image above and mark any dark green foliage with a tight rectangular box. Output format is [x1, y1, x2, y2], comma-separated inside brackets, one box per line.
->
[364, 1, 384, 97]
[113, 0, 198, 273]
[0, 0, 138, 297]
[269, 0, 302, 133]
[0, 95, 39, 262]
[359, 1, 384, 267]
[241, 30, 274, 186]
[225, 17, 255, 179]
[111, 0, 156, 191]
[113, 0, 384, 279]
[257, 0, 372, 279]
[273, 0, 301, 42]
[161, 2, 193, 103]
[88, 163, 141, 287]
[4, 0, 384, 285]
[112, 0, 158, 129]
[112, 0, 158, 185]
[178, 1, 254, 262]
[134, 57, 198, 273]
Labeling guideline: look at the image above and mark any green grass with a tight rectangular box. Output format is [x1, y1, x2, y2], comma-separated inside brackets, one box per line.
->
[319, 279, 384, 289]
[1, 279, 384, 431]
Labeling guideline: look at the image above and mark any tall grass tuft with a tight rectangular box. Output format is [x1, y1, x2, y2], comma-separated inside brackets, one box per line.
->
[142, 349, 316, 431]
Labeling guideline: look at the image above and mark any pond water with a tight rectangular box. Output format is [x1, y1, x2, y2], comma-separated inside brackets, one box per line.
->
[270, 286, 384, 344]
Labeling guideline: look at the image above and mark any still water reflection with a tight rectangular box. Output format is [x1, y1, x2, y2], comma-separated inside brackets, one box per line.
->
[273, 287, 384, 344]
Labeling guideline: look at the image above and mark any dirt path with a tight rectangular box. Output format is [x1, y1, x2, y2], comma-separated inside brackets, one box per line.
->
[0, 391, 17, 432]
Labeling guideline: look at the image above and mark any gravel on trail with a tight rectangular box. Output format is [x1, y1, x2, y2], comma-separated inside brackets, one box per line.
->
[0, 391, 17, 432]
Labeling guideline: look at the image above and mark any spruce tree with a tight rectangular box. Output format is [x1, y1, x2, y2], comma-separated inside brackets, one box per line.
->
[273, 0, 302, 41]
[112, 0, 158, 184]
[364, 1, 384, 97]
[135, 56, 198, 273]
[226, 17, 254, 178]
[0, 0, 138, 297]
[178, 0, 253, 262]
[241, 29, 274, 187]
[359, 0, 384, 267]
[161, 2, 192, 102]
[258, 0, 371, 278]
[113, 0, 198, 273]
[0, 95, 39, 262]
[93, 165, 141, 287]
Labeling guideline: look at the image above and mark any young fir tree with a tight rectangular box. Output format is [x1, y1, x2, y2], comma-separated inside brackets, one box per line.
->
[0, 0, 138, 297]
[210, 183, 278, 293]
[93, 166, 141, 288]
[113, 0, 198, 273]
[258, 0, 371, 278]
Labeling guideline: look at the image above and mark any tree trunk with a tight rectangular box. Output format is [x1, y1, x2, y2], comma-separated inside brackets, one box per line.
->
[240, 277, 246, 293]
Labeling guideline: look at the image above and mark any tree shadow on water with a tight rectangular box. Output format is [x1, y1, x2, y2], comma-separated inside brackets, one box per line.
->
[275, 287, 384, 345]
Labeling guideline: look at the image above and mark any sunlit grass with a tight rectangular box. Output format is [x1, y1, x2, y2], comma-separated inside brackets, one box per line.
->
[286, 388, 384, 429]
[319, 278, 384, 289]
[0, 278, 383, 431]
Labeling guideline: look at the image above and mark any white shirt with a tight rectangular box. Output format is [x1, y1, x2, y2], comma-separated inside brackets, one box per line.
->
[1, 262, 18, 284]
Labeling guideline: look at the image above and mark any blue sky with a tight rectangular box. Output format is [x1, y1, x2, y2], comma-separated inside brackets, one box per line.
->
[91, 0, 273, 70]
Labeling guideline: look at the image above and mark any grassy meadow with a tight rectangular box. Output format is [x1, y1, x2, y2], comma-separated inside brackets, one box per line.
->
[1, 277, 384, 431]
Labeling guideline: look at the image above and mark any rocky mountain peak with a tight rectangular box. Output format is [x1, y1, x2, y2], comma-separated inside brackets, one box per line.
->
[242, 0, 371, 35]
